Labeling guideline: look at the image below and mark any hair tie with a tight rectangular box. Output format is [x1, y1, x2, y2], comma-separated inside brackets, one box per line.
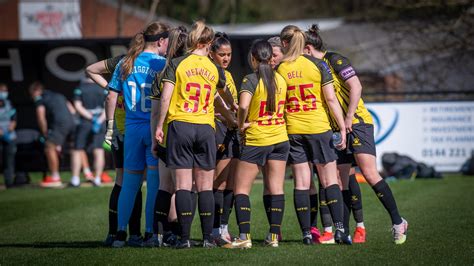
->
[144, 31, 169, 42]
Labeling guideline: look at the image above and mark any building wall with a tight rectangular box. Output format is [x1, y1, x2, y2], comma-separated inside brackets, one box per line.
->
[81, 0, 148, 38]
[0, 0, 149, 40]
[0, 0, 19, 40]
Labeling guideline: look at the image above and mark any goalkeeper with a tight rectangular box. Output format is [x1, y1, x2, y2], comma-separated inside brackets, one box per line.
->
[86, 56, 144, 247]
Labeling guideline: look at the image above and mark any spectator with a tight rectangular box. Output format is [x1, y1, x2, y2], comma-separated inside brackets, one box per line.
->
[28, 81, 75, 188]
[0, 83, 17, 188]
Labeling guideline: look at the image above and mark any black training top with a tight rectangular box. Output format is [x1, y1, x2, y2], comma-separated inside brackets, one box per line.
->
[73, 81, 107, 110]
[34, 90, 73, 127]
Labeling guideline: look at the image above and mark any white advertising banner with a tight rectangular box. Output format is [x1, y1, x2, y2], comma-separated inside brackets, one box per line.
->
[19, 0, 82, 40]
[366, 101, 474, 172]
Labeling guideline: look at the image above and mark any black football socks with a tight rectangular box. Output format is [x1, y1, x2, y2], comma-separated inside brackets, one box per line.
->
[221, 189, 234, 225]
[269, 194, 285, 236]
[108, 184, 121, 235]
[263, 194, 271, 224]
[309, 192, 318, 228]
[294, 189, 311, 234]
[342, 190, 352, 231]
[235, 194, 251, 240]
[349, 174, 364, 224]
[213, 189, 224, 230]
[325, 184, 345, 231]
[198, 190, 215, 241]
[175, 190, 193, 242]
[372, 179, 402, 225]
[319, 187, 333, 229]
[153, 190, 172, 235]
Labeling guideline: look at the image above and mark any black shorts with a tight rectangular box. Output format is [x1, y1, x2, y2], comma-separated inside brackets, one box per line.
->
[111, 133, 124, 169]
[48, 123, 74, 146]
[74, 119, 106, 149]
[347, 123, 376, 156]
[215, 120, 240, 160]
[288, 130, 338, 165]
[156, 144, 167, 163]
[166, 121, 216, 170]
[239, 141, 290, 167]
[336, 148, 355, 165]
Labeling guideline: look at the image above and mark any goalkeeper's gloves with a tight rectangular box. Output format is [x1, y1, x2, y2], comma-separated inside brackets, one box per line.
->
[104, 120, 114, 145]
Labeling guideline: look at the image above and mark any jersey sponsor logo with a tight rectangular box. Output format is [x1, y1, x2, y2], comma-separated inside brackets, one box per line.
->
[320, 62, 332, 75]
[368, 108, 399, 145]
[336, 59, 343, 65]
[340, 66, 355, 80]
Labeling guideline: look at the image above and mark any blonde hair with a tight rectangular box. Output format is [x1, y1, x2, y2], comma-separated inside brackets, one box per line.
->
[121, 21, 169, 80]
[280, 25, 306, 62]
[186, 20, 214, 53]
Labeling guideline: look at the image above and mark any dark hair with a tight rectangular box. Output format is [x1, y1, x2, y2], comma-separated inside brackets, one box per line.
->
[28, 81, 44, 94]
[249, 39, 277, 113]
[305, 24, 324, 51]
[121, 21, 169, 80]
[211, 32, 231, 52]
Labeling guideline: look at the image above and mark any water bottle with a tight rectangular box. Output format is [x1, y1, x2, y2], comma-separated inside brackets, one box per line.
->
[92, 116, 102, 134]
[332, 131, 343, 150]
[2, 129, 16, 143]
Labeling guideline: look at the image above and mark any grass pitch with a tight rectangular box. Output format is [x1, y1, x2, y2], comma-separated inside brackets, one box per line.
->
[0, 173, 473, 265]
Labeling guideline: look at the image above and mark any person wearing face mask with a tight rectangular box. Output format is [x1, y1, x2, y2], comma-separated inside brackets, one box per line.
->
[0, 83, 17, 188]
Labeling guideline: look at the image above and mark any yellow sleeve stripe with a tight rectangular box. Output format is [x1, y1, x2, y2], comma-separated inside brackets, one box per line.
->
[239, 89, 253, 95]
[162, 79, 175, 85]
[322, 80, 333, 87]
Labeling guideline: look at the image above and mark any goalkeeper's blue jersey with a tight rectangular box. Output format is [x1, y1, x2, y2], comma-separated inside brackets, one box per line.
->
[108, 52, 166, 126]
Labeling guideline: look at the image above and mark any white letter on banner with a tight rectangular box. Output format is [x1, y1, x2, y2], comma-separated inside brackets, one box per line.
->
[45, 47, 97, 81]
[0, 49, 24, 81]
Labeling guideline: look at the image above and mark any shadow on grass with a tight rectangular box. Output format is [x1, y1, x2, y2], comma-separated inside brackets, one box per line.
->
[0, 241, 104, 249]
[0, 239, 306, 249]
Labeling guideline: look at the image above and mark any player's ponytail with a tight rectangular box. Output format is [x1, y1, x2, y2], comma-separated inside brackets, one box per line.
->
[305, 24, 325, 51]
[280, 25, 306, 62]
[249, 39, 277, 113]
[156, 26, 188, 84]
[121, 21, 169, 80]
[166, 26, 188, 60]
[187, 20, 214, 53]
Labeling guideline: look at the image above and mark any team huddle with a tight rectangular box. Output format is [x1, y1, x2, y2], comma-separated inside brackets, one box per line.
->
[86, 20, 408, 249]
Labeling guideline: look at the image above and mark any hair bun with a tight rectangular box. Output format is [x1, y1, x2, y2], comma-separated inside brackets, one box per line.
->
[177, 25, 187, 33]
[215, 31, 229, 40]
[308, 24, 320, 34]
